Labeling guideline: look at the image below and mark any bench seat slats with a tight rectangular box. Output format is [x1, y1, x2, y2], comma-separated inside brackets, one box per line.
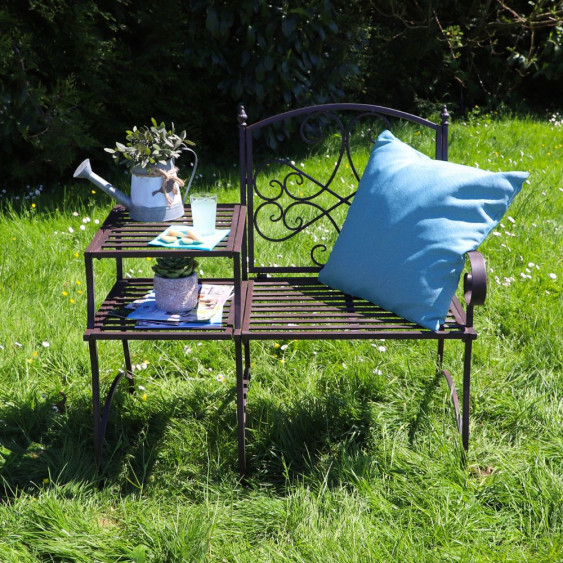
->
[241, 279, 475, 340]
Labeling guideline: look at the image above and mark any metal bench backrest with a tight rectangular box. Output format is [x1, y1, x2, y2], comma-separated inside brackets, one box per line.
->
[238, 103, 450, 278]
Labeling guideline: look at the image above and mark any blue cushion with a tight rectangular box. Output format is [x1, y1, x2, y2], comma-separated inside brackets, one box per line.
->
[318, 130, 528, 330]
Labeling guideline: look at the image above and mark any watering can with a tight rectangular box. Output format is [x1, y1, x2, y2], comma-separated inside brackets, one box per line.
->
[73, 149, 198, 222]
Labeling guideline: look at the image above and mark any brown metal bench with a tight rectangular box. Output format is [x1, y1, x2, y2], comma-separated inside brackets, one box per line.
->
[234, 103, 487, 474]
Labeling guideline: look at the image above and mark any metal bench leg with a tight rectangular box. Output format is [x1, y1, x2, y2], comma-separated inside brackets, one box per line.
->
[462, 339, 472, 451]
[89, 340, 134, 471]
[235, 339, 249, 474]
[437, 338, 465, 445]
[89, 340, 103, 468]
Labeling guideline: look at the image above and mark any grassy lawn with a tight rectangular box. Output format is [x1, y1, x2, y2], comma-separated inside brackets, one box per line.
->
[0, 113, 561, 561]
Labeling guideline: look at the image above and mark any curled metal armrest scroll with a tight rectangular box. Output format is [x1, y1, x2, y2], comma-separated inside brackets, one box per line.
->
[463, 250, 487, 307]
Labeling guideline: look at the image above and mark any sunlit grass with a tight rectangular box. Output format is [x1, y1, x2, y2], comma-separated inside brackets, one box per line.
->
[0, 115, 561, 561]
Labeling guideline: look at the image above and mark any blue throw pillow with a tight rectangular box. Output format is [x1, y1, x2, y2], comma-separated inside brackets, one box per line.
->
[318, 130, 528, 330]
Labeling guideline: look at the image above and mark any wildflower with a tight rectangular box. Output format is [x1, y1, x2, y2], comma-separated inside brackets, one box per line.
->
[373, 368, 383, 375]
[68, 227, 74, 233]
[42, 341, 50, 347]
[74, 252, 79, 258]
[142, 393, 148, 401]
[549, 273, 557, 280]
[76, 280, 81, 285]
[73, 211, 79, 216]
[91, 190, 96, 194]
[274, 343, 280, 348]
[138, 385, 146, 391]
[15, 342, 22, 347]
[62, 291, 68, 296]
[80, 225, 86, 231]
[32, 203, 36, 208]
[70, 299, 76, 304]
[216, 373, 225, 382]
[378, 345, 387, 352]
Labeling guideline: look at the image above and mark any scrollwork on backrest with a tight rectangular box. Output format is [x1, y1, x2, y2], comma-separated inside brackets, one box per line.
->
[243, 104, 439, 274]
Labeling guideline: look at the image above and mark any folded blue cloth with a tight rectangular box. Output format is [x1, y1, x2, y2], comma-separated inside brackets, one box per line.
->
[148, 226, 230, 251]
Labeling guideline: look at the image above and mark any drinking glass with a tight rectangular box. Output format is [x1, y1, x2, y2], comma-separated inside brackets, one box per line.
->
[190, 193, 217, 235]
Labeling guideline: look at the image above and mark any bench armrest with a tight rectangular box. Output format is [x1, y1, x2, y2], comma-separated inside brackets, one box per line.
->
[463, 250, 487, 307]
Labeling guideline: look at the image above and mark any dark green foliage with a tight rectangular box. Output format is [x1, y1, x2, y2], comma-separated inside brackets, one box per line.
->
[0, 1, 364, 187]
[185, 1, 362, 141]
[0, 1, 561, 188]
[355, 0, 563, 113]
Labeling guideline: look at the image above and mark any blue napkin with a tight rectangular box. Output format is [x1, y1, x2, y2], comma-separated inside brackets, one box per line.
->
[148, 226, 230, 251]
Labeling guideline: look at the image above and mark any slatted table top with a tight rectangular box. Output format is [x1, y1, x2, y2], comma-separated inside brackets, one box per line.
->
[85, 204, 246, 258]
[84, 278, 236, 341]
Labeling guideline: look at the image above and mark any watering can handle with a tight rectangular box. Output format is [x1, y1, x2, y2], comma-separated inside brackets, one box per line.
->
[182, 148, 199, 204]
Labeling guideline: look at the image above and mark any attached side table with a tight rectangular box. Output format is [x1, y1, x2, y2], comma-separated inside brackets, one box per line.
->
[83, 204, 248, 471]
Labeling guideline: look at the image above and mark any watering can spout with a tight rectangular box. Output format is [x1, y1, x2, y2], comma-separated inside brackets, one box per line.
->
[73, 159, 132, 209]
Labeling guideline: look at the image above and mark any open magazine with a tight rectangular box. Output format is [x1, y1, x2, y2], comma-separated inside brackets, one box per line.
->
[113, 284, 234, 328]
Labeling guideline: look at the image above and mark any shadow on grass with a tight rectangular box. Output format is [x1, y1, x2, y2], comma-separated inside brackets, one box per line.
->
[0, 379, 240, 498]
[98, 381, 240, 493]
[0, 392, 100, 499]
[0, 366, 459, 497]
[243, 366, 463, 486]
[245, 382, 382, 484]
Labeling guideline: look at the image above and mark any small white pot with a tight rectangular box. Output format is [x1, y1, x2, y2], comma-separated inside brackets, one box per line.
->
[154, 273, 199, 313]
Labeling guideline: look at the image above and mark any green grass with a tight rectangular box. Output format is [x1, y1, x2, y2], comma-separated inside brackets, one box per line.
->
[0, 115, 562, 561]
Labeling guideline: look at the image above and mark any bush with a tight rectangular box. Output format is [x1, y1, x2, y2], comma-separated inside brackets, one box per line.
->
[356, 0, 563, 114]
[0, 0, 561, 188]
[0, 0, 363, 188]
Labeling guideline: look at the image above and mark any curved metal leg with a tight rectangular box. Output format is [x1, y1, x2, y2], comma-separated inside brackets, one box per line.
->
[441, 368, 463, 436]
[89, 340, 135, 470]
[122, 340, 135, 393]
[89, 340, 102, 467]
[437, 338, 472, 451]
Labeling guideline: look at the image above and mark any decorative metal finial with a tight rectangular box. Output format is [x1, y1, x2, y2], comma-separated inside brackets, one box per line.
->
[237, 105, 248, 126]
[441, 104, 450, 125]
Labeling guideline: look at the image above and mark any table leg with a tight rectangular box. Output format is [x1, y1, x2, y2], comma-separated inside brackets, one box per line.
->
[235, 339, 248, 474]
